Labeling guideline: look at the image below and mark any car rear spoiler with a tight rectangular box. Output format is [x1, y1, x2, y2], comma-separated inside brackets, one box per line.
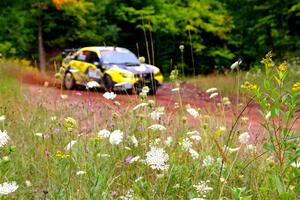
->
[62, 48, 79, 58]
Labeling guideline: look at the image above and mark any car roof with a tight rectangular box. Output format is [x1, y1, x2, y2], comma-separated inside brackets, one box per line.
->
[80, 46, 130, 53]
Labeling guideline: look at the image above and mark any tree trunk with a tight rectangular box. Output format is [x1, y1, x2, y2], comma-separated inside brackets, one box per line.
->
[38, 19, 46, 73]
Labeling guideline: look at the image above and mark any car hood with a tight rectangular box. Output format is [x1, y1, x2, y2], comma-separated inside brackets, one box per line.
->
[107, 63, 155, 74]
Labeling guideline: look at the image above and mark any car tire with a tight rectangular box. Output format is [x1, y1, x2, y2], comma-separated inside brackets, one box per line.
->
[64, 72, 75, 90]
[103, 75, 114, 92]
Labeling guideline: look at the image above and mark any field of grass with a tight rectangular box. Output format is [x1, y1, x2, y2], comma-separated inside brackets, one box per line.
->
[0, 55, 299, 199]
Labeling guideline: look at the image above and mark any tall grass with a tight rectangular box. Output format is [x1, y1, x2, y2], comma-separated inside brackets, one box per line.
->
[0, 60, 299, 199]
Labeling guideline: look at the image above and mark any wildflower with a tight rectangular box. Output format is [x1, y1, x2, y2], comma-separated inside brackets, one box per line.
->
[55, 151, 70, 159]
[35, 132, 43, 137]
[53, 128, 60, 134]
[0, 130, 10, 148]
[173, 183, 180, 189]
[171, 88, 180, 92]
[125, 156, 133, 164]
[179, 45, 184, 52]
[75, 92, 82, 96]
[230, 59, 242, 70]
[50, 116, 57, 121]
[0, 181, 19, 195]
[241, 117, 249, 121]
[111, 191, 118, 197]
[148, 124, 166, 131]
[278, 61, 287, 72]
[187, 131, 201, 141]
[206, 88, 217, 93]
[147, 100, 156, 108]
[45, 150, 50, 157]
[241, 81, 258, 91]
[133, 103, 148, 110]
[130, 135, 138, 147]
[76, 171, 86, 175]
[134, 176, 143, 182]
[87, 81, 100, 88]
[202, 155, 214, 168]
[142, 86, 150, 94]
[98, 129, 110, 138]
[246, 144, 257, 153]
[186, 107, 199, 118]
[189, 148, 199, 160]
[146, 147, 169, 171]
[164, 136, 173, 147]
[120, 188, 134, 200]
[129, 156, 140, 164]
[97, 154, 110, 158]
[193, 180, 213, 197]
[64, 117, 77, 131]
[2, 156, 9, 161]
[222, 97, 231, 105]
[223, 145, 240, 153]
[60, 94, 68, 100]
[180, 138, 192, 151]
[150, 109, 164, 120]
[291, 162, 300, 168]
[65, 140, 77, 150]
[265, 111, 271, 119]
[239, 132, 250, 144]
[43, 134, 50, 141]
[292, 82, 300, 92]
[103, 92, 117, 100]
[114, 101, 121, 106]
[261, 52, 274, 68]
[174, 102, 179, 109]
[0, 115, 6, 122]
[25, 180, 32, 187]
[209, 92, 218, 99]
[109, 130, 123, 145]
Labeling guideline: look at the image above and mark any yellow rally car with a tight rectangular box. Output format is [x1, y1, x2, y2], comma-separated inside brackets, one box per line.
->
[61, 46, 163, 94]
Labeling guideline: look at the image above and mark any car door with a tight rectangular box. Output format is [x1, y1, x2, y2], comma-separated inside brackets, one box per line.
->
[86, 51, 102, 81]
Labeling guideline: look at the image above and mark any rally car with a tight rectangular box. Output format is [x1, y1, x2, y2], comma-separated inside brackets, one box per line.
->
[61, 46, 163, 94]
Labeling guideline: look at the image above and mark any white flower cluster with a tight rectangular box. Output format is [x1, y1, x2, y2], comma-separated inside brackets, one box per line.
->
[98, 129, 124, 145]
[239, 132, 250, 144]
[0, 130, 10, 148]
[150, 107, 165, 120]
[65, 140, 77, 151]
[180, 138, 192, 151]
[0, 181, 19, 195]
[103, 92, 117, 100]
[148, 124, 166, 131]
[186, 108, 199, 118]
[146, 147, 169, 171]
[202, 155, 214, 168]
[193, 180, 213, 198]
[120, 188, 134, 200]
[187, 130, 201, 141]
[133, 103, 148, 111]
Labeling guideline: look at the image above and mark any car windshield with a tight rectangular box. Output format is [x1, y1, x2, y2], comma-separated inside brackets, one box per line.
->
[101, 51, 140, 65]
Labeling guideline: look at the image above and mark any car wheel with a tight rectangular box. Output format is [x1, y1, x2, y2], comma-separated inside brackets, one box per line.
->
[103, 75, 114, 91]
[64, 72, 75, 90]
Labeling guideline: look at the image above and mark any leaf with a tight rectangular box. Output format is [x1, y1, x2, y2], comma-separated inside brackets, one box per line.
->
[263, 143, 275, 152]
[275, 175, 284, 194]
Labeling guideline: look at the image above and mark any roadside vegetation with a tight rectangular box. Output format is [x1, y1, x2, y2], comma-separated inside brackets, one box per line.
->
[0, 53, 299, 199]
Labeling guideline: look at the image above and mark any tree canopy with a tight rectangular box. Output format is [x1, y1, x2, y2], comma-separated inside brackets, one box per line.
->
[0, 0, 299, 74]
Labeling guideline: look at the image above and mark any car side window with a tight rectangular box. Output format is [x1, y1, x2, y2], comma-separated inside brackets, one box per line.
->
[77, 51, 89, 61]
[87, 51, 99, 64]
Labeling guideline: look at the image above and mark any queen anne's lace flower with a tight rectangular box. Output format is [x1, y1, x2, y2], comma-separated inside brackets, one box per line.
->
[187, 131, 201, 141]
[65, 140, 77, 150]
[239, 132, 250, 144]
[202, 155, 214, 168]
[109, 130, 123, 145]
[0, 115, 6, 122]
[150, 110, 164, 120]
[186, 108, 199, 118]
[180, 138, 192, 151]
[148, 124, 166, 131]
[146, 147, 169, 170]
[209, 92, 218, 99]
[98, 129, 110, 138]
[133, 103, 148, 110]
[193, 180, 213, 198]
[130, 135, 139, 147]
[0, 181, 19, 195]
[103, 92, 117, 100]
[164, 136, 173, 147]
[206, 88, 217, 93]
[0, 130, 10, 148]
[189, 148, 199, 160]
[87, 81, 100, 88]
[120, 188, 134, 200]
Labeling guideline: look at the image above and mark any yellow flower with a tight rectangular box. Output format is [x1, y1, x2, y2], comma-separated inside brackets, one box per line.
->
[278, 61, 287, 72]
[64, 117, 77, 131]
[261, 51, 274, 68]
[292, 82, 300, 92]
[241, 81, 258, 91]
